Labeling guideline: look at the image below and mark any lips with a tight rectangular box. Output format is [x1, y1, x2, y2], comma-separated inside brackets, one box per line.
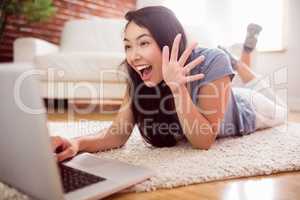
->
[135, 64, 153, 80]
[136, 64, 151, 71]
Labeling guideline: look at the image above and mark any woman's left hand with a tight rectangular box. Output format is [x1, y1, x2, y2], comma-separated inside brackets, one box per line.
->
[162, 33, 205, 93]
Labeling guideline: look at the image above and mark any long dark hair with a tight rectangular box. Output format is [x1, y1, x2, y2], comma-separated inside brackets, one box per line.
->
[123, 6, 189, 147]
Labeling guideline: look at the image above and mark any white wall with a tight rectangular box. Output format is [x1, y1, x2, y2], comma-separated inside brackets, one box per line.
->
[136, 0, 163, 8]
[198, 0, 300, 111]
[254, 0, 300, 111]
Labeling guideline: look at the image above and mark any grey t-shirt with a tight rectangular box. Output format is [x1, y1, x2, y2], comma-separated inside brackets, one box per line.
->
[189, 48, 256, 137]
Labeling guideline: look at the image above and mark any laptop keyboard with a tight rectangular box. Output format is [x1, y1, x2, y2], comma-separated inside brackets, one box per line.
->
[58, 164, 106, 193]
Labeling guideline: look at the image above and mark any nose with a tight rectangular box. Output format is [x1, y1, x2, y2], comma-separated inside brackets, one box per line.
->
[130, 48, 142, 62]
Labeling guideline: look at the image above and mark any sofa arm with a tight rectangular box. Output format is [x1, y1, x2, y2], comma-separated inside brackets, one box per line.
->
[13, 37, 59, 62]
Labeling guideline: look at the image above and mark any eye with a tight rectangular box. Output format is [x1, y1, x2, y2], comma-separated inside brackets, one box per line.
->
[124, 45, 131, 51]
[140, 41, 149, 47]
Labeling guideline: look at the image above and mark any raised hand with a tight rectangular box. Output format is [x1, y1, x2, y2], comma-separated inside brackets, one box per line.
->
[162, 33, 205, 93]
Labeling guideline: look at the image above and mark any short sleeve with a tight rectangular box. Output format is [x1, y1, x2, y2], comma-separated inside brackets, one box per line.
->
[189, 48, 236, 104]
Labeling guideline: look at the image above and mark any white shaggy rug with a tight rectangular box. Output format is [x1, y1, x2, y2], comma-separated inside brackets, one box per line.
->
[1, 121, 300, 199]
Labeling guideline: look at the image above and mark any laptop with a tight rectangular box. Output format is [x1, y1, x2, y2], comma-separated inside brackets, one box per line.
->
[0, 65, 154, 200]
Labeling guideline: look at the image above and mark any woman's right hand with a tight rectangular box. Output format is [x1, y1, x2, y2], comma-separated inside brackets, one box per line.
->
[51, 136, 80, 162]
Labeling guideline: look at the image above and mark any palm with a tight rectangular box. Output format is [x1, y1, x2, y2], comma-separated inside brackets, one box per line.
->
[162, 61, 186, 85]
[162, 34, 205, 92]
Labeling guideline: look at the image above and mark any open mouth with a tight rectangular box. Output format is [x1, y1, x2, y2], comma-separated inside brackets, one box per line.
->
[136, 65, 153, 80]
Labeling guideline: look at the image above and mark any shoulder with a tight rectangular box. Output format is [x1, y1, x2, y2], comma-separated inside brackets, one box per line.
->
[192, 47, 230, 65]
[190, 47, 231, 74]
[188, 47, 235, 102]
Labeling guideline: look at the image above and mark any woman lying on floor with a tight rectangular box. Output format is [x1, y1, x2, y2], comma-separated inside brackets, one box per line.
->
[52, 6, 287, 162]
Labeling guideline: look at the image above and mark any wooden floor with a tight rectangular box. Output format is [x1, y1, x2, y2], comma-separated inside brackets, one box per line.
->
[48, 111, 300, 200]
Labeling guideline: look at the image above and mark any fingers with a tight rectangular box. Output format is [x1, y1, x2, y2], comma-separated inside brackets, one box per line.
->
[51, 136, 76, 162]
[170, 34, 182, 62]
[162, 45, 169, 68]
[185, 73, 205, 83]
[51, 136, 64, 152]
[183, 55, 205, 74]
[56, 147, 76, 162]
[178, 42, 198, 66]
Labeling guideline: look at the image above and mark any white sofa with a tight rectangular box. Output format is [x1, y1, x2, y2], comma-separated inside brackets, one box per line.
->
[13, 17, 216, 104]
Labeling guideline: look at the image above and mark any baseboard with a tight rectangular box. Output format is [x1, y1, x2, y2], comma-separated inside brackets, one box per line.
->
[289, 97, 300, 112]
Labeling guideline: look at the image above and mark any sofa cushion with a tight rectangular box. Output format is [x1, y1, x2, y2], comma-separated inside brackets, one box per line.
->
[60, 18, 127, 53]
[35, 52, 127, 82]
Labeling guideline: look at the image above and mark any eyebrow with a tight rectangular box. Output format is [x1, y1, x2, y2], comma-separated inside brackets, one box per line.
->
[123, 33, 151, 42]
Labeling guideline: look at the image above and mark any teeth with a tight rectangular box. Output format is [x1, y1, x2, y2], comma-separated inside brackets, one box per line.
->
[136, 65, 150, 71]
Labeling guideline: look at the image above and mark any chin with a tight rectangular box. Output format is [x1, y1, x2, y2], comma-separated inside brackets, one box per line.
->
[144, 78, 162, 87]
[144, 81, 156, 87]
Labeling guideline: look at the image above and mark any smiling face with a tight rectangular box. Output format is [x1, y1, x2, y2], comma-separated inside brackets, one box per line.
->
[124, 22, 163, 87]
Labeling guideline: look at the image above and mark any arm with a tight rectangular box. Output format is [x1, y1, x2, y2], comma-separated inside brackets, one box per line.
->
[52, 90, 135, 161]
[162, 34, 233, 150]
[172, 76, 231, 150]
[76, 91, 134, 152]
